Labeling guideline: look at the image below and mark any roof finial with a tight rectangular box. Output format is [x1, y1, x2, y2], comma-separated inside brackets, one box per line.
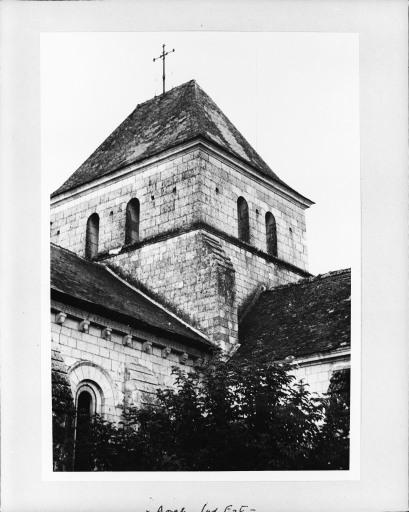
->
[153, 43, 175, 94]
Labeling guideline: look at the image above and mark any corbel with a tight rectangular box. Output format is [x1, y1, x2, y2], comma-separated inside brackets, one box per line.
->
[55, 312, 67, 325]
[79, 320, 90, 333]
[102, 327, 112, 341]
[161, 347, 171, 359]
[142, 341, 153, 354]
[179, 352, 188, 365]
[123, 334, 133, 347]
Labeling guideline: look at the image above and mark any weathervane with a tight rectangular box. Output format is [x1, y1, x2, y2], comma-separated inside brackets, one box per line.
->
[153, 43, 175, 94]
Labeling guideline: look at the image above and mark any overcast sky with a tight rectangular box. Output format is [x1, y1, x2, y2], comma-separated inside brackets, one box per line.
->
[41, 32, 359, 275]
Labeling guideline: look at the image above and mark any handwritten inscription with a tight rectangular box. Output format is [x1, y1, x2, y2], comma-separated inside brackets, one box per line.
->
[148, 505, 256, 512]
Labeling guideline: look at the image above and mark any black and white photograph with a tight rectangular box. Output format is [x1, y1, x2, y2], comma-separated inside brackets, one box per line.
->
[45, 32, 359, 473]
[1, 1, 407, 511]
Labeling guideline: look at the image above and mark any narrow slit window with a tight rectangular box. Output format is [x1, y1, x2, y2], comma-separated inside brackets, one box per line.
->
[237, 197, 250, 243]
[125, 198, 140, 245]
[265, 212, 277, 257]
[85, 213, 99, 259]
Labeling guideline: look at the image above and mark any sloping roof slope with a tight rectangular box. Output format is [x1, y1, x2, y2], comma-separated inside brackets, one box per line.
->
[51, 243, 211, 347]
[52, 80, 294, 197]
[238, 269, 351, 360]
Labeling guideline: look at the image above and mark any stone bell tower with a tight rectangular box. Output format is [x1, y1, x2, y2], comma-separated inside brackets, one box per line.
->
[50, 80, 312, 351]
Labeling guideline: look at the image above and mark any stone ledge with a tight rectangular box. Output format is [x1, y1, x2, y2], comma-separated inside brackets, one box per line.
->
[97, 221, 311, 278]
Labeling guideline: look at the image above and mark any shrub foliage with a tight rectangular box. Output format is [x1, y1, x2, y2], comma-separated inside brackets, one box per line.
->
[53, 351, 350, 471]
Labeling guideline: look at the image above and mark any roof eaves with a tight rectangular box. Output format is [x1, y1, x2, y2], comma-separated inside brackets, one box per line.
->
[51, 243, 213, 348]
[194, 136, 314, 207]
[51, 80, 313, 205]
[51, 287, 213, 349]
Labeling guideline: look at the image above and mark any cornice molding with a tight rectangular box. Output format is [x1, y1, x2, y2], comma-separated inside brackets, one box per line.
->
[50, 290, 214, 352]
[97, 221, 311, 278]
[50, 137, 313, 210]
[293, 349, 351, 367]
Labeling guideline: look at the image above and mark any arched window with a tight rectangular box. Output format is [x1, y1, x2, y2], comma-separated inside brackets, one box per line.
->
[125, 198, 140, 245]
[77, 389, 94, 418]
[74, 381, 101, 470]
[75, 389, 94, 470]
[85, 213, 99, 259]
[265, 212, 277, 257]
[237, 196, 250, 243]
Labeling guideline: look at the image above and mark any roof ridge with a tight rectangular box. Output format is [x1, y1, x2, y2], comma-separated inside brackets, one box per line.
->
[188, 79, 201, 136]
[51, 242, 113, 273]
[263, 267, 351, 294]
[51, 242, 84, 259]
[132, 79, 196, 111]
[103, 265, 211, 343]
[50, 245, 207, 338]
[51, 243, 133, 283]
[192, 82, 283, 181]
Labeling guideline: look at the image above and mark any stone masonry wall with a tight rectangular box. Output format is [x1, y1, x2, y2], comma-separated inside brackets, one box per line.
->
[217, 237, 302, 311]
[292, 357, 350, 395]
[110, 228, 302, 350]
[51, 145, 310, 351]
[50, 148, 204, 257]
[197, 151, 309, 270]
[51, 300, 347, 432]
[51, 147, 309, 271]
[111, 230, 237, 351]
[51, 302, 207, 423]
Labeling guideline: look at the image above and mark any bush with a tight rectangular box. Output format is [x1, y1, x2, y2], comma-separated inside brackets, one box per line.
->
[311, 368, 350, 469]
[54, 352, 350, 471]
[54, 351, 350, 471]
[52, 369, 75, 471]
[127, 353, 325, 470]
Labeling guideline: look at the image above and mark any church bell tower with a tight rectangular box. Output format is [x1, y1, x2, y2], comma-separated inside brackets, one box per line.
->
[50, 80, 313, 351]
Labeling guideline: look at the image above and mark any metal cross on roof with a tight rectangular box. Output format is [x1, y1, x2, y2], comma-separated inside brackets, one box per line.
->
[153, 43, 175, 94]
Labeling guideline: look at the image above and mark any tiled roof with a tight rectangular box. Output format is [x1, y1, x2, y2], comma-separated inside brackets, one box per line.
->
[238, 269, 351, 360]
[52, 80, 302, 198]
[51, 243, 211, 348]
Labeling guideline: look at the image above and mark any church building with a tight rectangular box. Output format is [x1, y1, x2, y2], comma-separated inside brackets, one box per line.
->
[50, 80, 351, 430]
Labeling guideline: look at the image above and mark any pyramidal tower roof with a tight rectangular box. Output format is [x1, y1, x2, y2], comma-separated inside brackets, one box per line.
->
[52, 80, 309, 201]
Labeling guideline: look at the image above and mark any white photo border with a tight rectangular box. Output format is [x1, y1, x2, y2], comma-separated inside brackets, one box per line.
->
[1, 1, 407, 511]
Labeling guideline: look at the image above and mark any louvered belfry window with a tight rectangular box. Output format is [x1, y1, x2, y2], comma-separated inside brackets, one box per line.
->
[125, 198, 140, 245]
[85, 213, 99, 259]
[237, 196, 250, 243]
[265, 211, 278, 257]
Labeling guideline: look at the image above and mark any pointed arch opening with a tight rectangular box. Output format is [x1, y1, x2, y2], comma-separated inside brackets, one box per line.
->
[265, 211, 277, 257]
[125, 198, 140, 245]
[237, 196, 250, 243]
[85, 213, 99, 259]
